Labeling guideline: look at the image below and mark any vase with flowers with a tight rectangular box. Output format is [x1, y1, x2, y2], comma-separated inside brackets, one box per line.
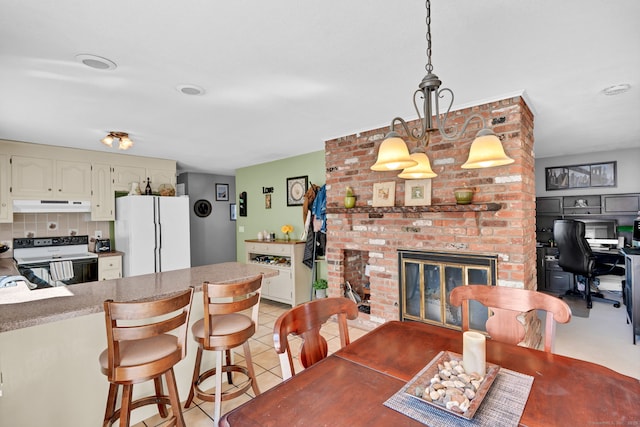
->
[281, 224, 294, 241]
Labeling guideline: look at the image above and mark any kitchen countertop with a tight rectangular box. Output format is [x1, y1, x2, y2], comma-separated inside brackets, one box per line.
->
[0, 262, 276, 333]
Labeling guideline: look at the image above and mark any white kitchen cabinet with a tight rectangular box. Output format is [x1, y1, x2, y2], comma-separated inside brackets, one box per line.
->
[112, 165, 146, 193]
[245, 240, 311, 306]
[11, 156, 91, 199]
[0, 154, 11, 222]
[91, 163, 114, 221]
[148, 168, 176, 192]
[98, 253, 122, 281]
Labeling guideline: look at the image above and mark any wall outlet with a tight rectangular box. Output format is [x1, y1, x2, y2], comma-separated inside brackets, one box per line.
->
[95, 231, 102, 239]
[238, 226, 245, 233]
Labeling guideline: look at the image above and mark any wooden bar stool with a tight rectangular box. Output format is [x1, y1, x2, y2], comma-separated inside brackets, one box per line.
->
[99, 287, 194, 427]
[184, 275, 263, 426]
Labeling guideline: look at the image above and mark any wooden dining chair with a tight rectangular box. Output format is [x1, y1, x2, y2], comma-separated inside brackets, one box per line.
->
[449, 285, 572, 353]
[99, 287, 194, 427]
[184, 275, 263, 426]
[273, 297, 358, 380]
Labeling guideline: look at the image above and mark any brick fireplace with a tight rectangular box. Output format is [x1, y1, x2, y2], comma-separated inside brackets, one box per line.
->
[323, 95, 540, 346]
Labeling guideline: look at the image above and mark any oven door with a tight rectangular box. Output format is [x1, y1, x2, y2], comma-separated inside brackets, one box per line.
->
[17, 258, 98, 289]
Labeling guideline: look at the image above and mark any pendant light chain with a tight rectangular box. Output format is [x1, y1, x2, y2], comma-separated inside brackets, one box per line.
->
[425, 0, 433, 74]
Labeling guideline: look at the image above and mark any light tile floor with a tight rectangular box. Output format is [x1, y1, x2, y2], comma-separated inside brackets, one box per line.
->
[135, 293, 639, 426]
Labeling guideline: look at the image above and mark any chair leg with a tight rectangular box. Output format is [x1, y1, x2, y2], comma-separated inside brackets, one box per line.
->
[586, 277, 593, 309]
[242, 341, 261, 396]
[214, 350, 223, 426]
[153, 376, 168, 418]
[184, 344, 203, 408]
[165, 368, 185, 427]
[225, 349, 234, 385]
[103, 383, 119, 427]
[119, 384, 133, 427]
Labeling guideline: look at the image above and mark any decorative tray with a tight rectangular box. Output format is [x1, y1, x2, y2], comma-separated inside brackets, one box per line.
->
[404, 351, 500, 420]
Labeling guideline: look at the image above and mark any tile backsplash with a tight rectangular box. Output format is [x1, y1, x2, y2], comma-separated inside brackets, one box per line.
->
[0, 213, 111, 257]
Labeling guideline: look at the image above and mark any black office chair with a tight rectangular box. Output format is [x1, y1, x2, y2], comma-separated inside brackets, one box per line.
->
[553, 219, 621, 309]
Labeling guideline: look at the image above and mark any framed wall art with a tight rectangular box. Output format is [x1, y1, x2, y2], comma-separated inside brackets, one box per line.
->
[404, 179, 432, 206]
[229, 203, 237, 221]
[286, 176, 308, 206]
[545, 161, 616, 191]
[372, 181, 395, 207]
[215, 183, 229, 201]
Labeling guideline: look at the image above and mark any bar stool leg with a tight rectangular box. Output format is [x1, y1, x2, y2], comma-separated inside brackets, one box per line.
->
[103, 383, 119, 427]
[214, 349, 224, 426]
[153, 376, 168, 417]
[184, 344, 204, 408]
[165, 368, 185, 427]
[120, 384, 133, 427]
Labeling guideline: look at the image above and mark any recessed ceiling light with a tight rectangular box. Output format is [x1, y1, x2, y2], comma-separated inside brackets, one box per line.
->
[177, 84, 205, 96]
[75, 54, 117, 70]
[602, 83, 631, 96]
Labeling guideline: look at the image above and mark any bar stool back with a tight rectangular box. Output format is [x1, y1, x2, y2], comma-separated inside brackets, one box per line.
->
[184, 275, 263, 426]
[99, 287, 194, 427]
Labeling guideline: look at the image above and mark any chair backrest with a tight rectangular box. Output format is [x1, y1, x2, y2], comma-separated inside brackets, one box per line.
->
[202, 274, 263, 348]
[103, 287, 194, 382]
[553, 219, 594, 277]
[273, 297, 358, 380]
[449, 285, 571, 353]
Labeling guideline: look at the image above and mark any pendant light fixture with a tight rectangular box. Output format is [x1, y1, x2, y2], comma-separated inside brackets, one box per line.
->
[371, 0, 514, 178]
[101, 131, 133, 150]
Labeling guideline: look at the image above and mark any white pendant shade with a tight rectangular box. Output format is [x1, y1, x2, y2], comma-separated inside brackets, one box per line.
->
[371, 133, 418, 171]
[101, 135, 114, 147]
[397, 152, 437, 179]
[461, 129, 514, 169]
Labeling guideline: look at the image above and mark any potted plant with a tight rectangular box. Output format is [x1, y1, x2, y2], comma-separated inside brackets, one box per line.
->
[344, 187, 356, 208]
[312, 279, 328, 299]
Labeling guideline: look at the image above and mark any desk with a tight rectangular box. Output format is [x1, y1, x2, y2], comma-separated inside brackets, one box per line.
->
[221, 321, 640, 427]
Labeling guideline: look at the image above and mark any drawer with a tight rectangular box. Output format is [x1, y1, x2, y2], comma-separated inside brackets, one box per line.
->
[546, 271, 573, 292]
[246, 242, 292, 256]
[545, 260, 564, 271]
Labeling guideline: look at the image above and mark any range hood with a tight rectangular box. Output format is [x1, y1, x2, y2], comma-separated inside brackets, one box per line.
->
[13, 199, 91, 213]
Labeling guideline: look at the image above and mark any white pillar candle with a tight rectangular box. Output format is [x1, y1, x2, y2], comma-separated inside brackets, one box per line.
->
[462, 331, 486, 375]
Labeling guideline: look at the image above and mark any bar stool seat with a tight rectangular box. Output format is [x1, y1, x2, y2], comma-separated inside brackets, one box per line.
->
[184, 275, 263, 426]
[100, 287, 194, 427]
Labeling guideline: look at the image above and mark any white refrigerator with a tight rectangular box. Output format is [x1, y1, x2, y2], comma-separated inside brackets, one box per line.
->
[115, 195, 191, 277]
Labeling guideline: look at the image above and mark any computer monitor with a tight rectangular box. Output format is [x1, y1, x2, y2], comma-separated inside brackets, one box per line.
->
[580, 219, 618, 247]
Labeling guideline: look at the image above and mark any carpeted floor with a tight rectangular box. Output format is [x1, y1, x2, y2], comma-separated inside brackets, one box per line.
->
[560, 295, 590, 318]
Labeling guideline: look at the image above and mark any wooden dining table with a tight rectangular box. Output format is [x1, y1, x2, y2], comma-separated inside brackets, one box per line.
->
[220, 320, 640, 427]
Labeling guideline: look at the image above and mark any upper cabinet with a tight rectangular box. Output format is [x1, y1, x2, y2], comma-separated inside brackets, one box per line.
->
[11, 156, 91, 199]
[91, 163, 114, 221]
[0, 154, 11, 223]
[112, 165, 146, 193]
[1, 139, 177, 223]
[603, 194, 640, 215]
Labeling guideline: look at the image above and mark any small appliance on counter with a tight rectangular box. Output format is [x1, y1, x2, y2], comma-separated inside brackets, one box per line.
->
[94, 238, 111, 253]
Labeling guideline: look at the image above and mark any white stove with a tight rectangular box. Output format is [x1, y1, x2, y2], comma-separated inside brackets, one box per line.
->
[13, 235, 98, 289]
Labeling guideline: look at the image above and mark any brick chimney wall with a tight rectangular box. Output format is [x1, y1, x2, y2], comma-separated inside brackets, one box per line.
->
[324, 96, 536, 328]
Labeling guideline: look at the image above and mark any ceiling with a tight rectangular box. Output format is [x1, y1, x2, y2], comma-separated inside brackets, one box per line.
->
[1, 0, 638, 176]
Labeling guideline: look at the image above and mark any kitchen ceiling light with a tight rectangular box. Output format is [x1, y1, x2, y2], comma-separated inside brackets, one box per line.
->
[75, 54, 117, 71]
[372, 0, 513, 178]
[177, 84, 205, 96]
[101, 132, 133, 150]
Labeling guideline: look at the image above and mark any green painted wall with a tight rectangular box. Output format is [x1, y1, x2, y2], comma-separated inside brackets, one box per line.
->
[234, 150, 326, 264]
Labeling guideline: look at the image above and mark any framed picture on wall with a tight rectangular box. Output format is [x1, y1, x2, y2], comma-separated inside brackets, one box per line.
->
[215, 183, 229, 201]
[404, 179, 432, 206]
[286, 176, 308, 206]
[229, 203, 236, 221]
[545, 161, 616, 190]
[372, 181, 395, 207]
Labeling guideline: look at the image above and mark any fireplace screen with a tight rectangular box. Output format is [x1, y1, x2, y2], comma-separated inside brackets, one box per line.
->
[399, 250, 497, 330]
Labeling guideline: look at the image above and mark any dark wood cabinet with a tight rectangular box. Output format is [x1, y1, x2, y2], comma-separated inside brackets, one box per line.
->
[536, 197, 562, 215]
[603, 194, 640, 214]
[536, 247, 572, 294]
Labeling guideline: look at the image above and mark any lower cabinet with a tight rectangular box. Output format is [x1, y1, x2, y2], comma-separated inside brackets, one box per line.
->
[245, 240, 311, 306]
[537, 247, 573, 293]
[98, 253, 123, 281]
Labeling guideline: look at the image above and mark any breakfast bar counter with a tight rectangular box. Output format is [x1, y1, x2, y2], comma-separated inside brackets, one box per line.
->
[0, 261, 276, 427]
[0, 261, 276, 332]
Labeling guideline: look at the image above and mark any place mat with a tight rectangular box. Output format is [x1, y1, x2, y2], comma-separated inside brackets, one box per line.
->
[384, 363, 534, 427]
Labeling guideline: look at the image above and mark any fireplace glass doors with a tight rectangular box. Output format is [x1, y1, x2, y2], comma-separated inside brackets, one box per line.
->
[399, 250, 497, 331]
